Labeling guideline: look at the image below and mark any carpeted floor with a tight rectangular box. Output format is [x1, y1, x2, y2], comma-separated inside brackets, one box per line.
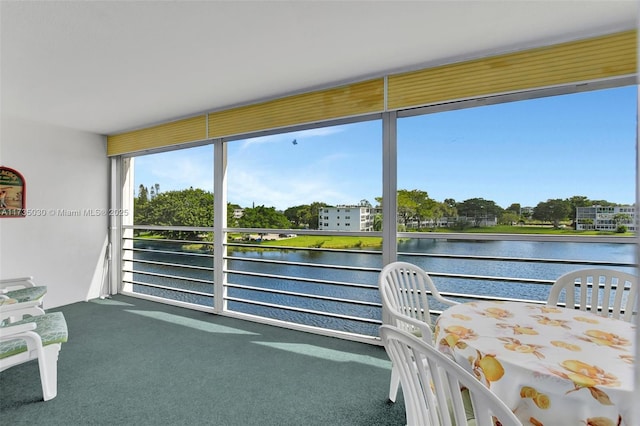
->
[0, 294, 406, 425]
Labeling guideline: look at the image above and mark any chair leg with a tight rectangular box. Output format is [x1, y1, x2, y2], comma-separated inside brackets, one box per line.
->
[37, 343, 61, 401]
[389, 364, 400, 402]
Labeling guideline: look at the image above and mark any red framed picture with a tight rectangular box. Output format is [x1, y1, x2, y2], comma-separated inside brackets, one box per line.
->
[0, 166, 26, 217]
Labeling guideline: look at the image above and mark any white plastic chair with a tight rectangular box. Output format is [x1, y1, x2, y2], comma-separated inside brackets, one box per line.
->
[379, 261, 459, 402]
[547, 268, 638, 322]
[0, 276, 47, 323]
[0, 311, 68, 401]
[380, 325, 522, 426]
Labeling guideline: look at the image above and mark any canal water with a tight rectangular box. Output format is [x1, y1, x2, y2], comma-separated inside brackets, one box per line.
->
[131, 239, 635, 336]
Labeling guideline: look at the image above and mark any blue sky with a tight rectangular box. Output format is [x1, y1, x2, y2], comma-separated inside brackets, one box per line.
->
[135, 85, 637, 210]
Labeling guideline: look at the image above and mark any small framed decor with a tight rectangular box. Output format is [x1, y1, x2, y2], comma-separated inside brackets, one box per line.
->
[0, 166, 26, 217]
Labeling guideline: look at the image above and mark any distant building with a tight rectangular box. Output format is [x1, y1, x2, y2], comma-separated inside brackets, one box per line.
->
[575, 205, 636, 231]
[520, 206, 534, 217]
[318, 205, 374, 231]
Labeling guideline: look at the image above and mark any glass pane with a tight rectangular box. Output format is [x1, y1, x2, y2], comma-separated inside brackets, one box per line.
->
[227, 120, 382, 231]
[133, 145, 214, 229]
[397, 86, 637, 234]
[127, 144, 214, 307]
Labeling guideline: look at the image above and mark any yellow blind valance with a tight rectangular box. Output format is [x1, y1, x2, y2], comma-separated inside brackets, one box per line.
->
[207, 78, 385, 139]
[107, 30, 636, 156]
[107, 115, 207, 156]
[387, 30, 636, 110]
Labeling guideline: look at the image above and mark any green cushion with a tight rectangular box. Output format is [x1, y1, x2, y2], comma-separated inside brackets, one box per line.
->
[0, 312, 68, 359]
[5, 286, 47, 303]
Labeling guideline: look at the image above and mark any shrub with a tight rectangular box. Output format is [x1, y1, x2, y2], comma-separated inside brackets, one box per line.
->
[616, 225, 627, 233]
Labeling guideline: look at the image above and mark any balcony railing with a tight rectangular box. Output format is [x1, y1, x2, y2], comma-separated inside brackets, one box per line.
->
[120, 225, 636, 344]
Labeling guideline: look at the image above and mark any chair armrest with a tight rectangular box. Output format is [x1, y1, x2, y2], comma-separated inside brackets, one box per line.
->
[0, 276, 36, 292]
[0, 300, 40, 311]
[431, 291, 460, 307]
[387, 309, 434, 343]
[0, 300, 45, 322]
[0, 321, 37, 339]
[0, 322, 44, 362]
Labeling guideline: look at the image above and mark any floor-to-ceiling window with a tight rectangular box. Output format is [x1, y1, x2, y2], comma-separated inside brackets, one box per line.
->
[121, 145, 215, 307]
[395, 85, 637, 306]
[222, 119, 384, 338]
[109, 26, 637, 341]
[115, 83, 637, 340]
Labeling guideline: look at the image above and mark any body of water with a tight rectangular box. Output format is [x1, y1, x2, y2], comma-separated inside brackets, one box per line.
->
[130, 239, 635, 336]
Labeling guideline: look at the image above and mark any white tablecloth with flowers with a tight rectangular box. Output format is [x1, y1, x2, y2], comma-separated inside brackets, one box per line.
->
[435, 300, 635, 426]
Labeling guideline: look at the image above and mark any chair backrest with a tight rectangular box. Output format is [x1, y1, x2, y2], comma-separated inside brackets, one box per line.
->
[379, 261, 458, 333]
[547, 268, 638, 322]
[380, 325, 521, 426]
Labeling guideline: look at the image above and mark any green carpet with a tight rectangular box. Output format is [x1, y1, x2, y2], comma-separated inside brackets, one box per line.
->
[0, 295, 406, 425]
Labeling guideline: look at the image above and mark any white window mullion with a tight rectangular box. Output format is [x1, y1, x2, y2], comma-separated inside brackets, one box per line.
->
[213, 139, 227, 313]
[382, 110, 398, 266]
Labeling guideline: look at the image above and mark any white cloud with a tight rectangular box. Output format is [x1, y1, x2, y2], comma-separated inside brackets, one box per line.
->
[134, 147, 213, 193]
[228, 166, 351, 210]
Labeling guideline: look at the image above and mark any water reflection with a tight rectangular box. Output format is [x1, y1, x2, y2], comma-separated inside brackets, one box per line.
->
[130, 238, 635, 336]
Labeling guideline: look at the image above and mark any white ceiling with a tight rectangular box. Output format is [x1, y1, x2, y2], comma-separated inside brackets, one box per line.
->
[1, 0, 637, 136]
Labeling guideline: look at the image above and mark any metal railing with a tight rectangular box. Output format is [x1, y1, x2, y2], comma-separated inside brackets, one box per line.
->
[120, 225, 636, 343]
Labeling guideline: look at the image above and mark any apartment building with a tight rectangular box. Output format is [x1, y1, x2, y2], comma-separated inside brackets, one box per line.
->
[575, 205, 636, 231]
[318, 205, 374, 232]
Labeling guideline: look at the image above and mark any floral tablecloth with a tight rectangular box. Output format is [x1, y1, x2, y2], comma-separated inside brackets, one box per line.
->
[435, 300, 635, 426]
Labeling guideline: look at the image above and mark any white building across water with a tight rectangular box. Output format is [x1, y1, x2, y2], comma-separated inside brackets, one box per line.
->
[318, 205, 374, 232]
[576, 205, 636, 232]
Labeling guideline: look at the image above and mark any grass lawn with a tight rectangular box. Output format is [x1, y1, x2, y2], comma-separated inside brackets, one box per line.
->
[138, 226, 632, 251]
[253, 226, 631, 249]
[259, 235, 383, 249]
[442, 225, 631, 236]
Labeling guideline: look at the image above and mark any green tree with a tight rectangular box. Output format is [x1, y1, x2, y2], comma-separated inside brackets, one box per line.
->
[134, 185, 150, 230]
[285, 202, 326, 229]
[567, 195, 591, 225]
[500, 211, 520, 225]
[373, 212, 383, 231]
[456, 198, 503, 227]
[589, 199, 616, 207]
[138, 184, 149, 203]
[397, 190, 418, 228]
[532, 199, 571, 228]
[435, 200, 457, 227]
[504, 203, 521, 225]
[284, 205, 304, 227]
[613, 213, 632, 233]
[397, 189, 436, 229]
[307, 202, 326, 229]
[505, 203, 520, 214]
[238, 205, 291, 229]
[443, 198, 457, 209]
[142, 188, 214, 239]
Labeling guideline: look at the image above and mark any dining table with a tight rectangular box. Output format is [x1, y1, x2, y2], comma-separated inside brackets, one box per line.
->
[435, 300, 635, 426]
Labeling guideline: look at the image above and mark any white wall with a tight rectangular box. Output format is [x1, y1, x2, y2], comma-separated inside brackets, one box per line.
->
[0, 116, 109, 308]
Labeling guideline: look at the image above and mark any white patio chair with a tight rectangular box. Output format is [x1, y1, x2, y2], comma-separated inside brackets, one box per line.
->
[380, 325, 522, 426]
[547, 268, 638, 322]
[0, 311, 68, 401]
[0, 276, 47, 323]
[379, 261, 459, 402]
